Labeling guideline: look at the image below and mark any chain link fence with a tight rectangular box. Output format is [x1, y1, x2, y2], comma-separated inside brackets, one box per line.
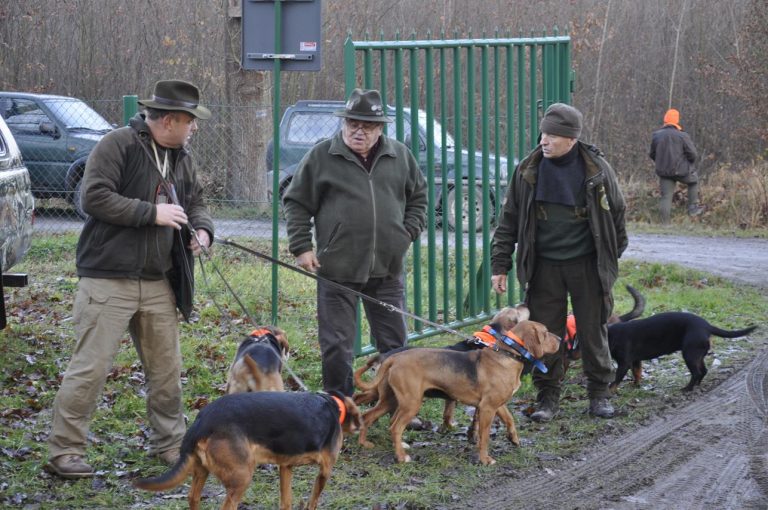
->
[0, 94, 277, 240]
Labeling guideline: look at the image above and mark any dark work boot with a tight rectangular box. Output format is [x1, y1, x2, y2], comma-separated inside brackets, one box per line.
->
[530, 399, 559, 423]
[589, 397, 614, 418]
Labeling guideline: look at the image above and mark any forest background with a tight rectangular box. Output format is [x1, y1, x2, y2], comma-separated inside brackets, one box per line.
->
[1, 0, 766, 226]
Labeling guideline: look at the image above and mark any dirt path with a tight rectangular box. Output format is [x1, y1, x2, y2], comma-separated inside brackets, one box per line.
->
[451, 234, 768, 510]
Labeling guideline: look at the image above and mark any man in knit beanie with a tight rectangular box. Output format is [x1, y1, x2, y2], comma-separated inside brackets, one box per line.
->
[650, 108, 702, 224]
[491, 102, 627, 421]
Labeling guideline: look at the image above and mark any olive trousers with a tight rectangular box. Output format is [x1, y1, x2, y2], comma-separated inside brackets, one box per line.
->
[527, 255, 615, 402]
[317, 275, 407, 396]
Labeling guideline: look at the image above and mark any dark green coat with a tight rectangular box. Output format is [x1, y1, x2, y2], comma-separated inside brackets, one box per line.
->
[76, 113, 213, 281]
[491, 142, 627, 298]
[283, 131, 427, 283]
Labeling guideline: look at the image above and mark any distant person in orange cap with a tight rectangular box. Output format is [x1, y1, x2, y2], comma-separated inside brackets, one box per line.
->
[649, 108, 702, 224]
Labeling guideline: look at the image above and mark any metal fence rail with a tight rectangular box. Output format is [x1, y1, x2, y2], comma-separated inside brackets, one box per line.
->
[343, 31, 572, 350]
[20, 31, 572, 355]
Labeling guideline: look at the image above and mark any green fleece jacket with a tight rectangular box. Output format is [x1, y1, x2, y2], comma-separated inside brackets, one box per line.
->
[491, 142, 627, 298]
[76, 113, 213, 280]
[283, 131, 427, 283]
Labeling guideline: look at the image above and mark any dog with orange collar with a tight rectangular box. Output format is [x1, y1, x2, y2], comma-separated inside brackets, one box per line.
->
[225, 326, 290, 394]
[133, 390, 362, 510]
[353, 305, 530, 433]
[356, 320, 559, 465]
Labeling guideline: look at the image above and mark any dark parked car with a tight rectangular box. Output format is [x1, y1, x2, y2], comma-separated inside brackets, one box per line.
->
[0, 92, 113, 218]
[266, 100, 510, 231]
[0, 115, 35, 327]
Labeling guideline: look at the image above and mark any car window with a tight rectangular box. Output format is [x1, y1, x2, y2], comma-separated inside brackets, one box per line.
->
[0, 129, 6, 156]
[2, 99, 51, 135]
[286, 112, 340, 144]
[43, 98, 112, 131]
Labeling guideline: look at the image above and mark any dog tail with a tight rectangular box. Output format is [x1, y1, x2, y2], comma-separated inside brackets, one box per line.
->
[133, 453, 194, 492]
[706, 323, 758, 339]
[353, 354, 383, 393]
[617, 284, 646, 322]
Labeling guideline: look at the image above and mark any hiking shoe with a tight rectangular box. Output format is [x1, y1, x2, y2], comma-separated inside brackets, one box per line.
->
[46, 454, 94, 479]
[530, 401, 559, 423]
[589, 397, 614, 418]
[157, 448, 180, 466]
[688, 206, 704, 217]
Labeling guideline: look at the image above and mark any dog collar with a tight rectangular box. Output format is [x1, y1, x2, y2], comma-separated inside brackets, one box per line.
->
[330, 395, 346, 424]
[249, 328, 276, 344]
[483, 326, 549, 374]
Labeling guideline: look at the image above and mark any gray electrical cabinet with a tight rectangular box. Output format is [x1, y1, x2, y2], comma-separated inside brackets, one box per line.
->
[242, 0, 322, 72]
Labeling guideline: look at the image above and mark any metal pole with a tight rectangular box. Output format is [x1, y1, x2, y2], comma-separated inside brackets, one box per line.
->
[271, 0, 283, 325]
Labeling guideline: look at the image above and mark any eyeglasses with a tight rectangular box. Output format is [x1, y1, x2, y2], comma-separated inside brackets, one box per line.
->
[344, 120, 381, 133]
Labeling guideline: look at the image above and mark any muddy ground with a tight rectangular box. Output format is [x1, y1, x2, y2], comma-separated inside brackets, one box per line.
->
[450, 234, 768, 510]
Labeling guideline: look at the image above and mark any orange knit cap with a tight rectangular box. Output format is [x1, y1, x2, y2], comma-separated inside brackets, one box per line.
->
[663, 108, 682, 130]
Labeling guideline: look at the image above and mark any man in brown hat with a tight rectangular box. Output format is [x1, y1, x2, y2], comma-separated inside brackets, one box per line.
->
[283, 88, 427, 396]
[491, 103, 627, 421]
[45, 79, 214, 478]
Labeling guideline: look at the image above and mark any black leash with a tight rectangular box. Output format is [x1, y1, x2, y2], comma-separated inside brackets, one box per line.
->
[214, 237, 476, 343]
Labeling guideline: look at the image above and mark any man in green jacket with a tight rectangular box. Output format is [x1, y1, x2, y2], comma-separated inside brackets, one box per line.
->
[491, 103, 627, 421]
[46, 80, 214, 478]
[283, 88, 427, 396]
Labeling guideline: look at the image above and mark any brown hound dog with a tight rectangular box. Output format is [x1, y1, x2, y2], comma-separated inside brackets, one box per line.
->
[356, 320, 560, 465]
[225, 326, 289, 394]
[353, 305, 530, 433]
[133, 391, 362, 510]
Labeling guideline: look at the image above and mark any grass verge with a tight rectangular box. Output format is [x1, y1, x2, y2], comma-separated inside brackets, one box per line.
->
[0, 235, 765, 508]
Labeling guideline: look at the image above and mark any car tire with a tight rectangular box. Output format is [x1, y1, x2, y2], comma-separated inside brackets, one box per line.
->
[445, 185, 486, 233]
[72, 178, 89, 220]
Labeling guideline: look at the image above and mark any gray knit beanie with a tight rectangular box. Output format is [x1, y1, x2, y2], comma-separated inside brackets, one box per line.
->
[540, 103, 582, 139]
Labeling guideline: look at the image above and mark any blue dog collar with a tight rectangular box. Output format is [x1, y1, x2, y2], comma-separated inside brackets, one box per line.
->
[485, 326, 549, 374]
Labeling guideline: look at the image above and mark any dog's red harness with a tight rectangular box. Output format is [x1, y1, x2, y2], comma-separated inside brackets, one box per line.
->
[330, 395, 346, 424]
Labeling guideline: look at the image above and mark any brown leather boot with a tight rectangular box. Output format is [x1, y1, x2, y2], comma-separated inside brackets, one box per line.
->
[46, 454, 94, 479]
[530, 399, 559, 422]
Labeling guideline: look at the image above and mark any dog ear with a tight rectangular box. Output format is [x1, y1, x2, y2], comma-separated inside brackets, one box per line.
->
[519, 321, 546, 359]
[515, 304, 530, 322]
[267, 326, 291, 358]
[341, 396, 364, 433]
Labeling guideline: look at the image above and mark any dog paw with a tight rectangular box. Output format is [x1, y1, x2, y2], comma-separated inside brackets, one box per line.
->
[401, 441, 411, 450]
[479, 456, 496, 466]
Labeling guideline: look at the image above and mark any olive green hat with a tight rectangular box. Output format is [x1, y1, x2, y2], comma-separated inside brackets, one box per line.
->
[334, 88, 393, 123]
[138, 79, 211, 120]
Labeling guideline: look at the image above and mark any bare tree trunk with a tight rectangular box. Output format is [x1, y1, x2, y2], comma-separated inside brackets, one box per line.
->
[223, 0, 271, 202]
[590, 0, 612, 139]
[668, 0, 689, 108]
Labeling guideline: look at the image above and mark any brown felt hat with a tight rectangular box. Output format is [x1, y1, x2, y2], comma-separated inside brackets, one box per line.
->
[334, 88, 393, 123]
[138, 80, 211, 120]
[540, 103, 582, 139]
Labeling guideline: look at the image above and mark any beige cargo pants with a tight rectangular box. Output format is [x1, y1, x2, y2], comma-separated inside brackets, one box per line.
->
[47, 277, 184, 460]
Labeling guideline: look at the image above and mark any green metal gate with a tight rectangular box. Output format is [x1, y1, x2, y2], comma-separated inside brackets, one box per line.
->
[343, 30, 573, 353]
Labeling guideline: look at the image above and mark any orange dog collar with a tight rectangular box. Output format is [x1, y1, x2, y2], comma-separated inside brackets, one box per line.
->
[331, 395, 346, 424]
[249, 328, 272, 337]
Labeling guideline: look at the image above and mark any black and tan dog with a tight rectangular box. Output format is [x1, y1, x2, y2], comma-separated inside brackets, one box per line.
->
[225, 326, 289, 394]
[563, 284, 646, 372]
[356, 320, 559, 465]
[353, 304, 530, 432]
[608, 311, 757, 391]
[133, 391, 362, 510]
